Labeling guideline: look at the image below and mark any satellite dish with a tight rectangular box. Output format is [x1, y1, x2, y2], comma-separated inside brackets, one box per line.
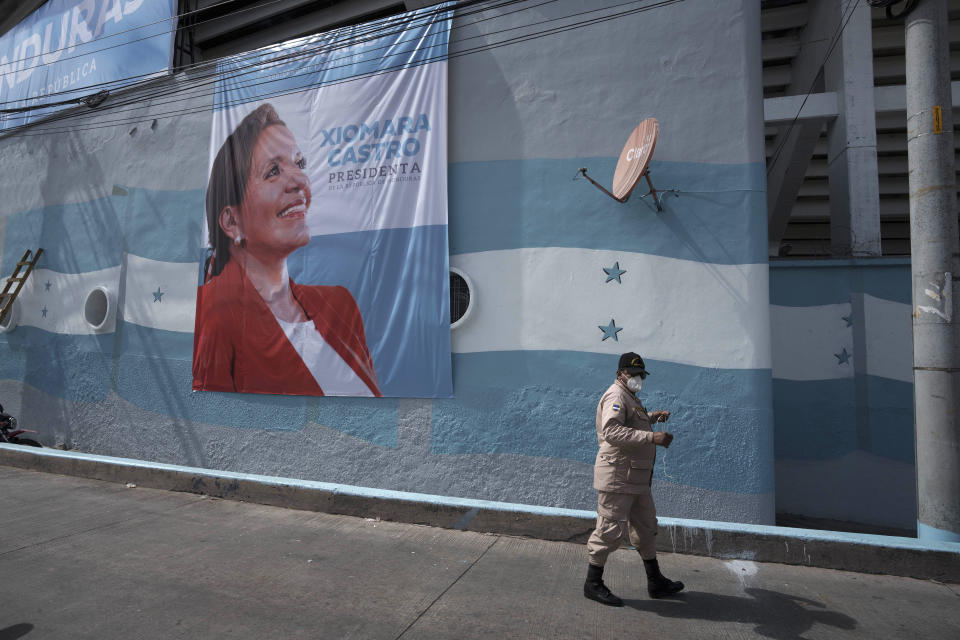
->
[576, 117, 678, 210]
[612, 118, 658, 201]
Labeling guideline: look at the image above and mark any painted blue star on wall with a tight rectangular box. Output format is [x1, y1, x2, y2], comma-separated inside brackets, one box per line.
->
[153, 286, 165, 303]
[603, 262, 626, 284]
[44, 280, 52, 291]
[834, 347, 851, 365]
[599, 319, 622, 341]
[41, 306, 48, 318]
[841, 314, 853, 328]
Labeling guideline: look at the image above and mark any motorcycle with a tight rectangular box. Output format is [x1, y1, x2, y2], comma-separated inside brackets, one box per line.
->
[0, 403, 41, 447]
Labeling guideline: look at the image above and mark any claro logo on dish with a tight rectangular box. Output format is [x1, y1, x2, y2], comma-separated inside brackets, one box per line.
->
[626, 141, 652, 163]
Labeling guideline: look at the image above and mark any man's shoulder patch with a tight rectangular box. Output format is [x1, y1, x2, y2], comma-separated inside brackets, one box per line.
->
[611, 403, 621, 412]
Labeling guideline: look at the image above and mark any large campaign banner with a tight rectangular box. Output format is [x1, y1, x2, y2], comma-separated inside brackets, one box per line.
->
[0, 0, 176, 129]
[192, 5, 453, 398]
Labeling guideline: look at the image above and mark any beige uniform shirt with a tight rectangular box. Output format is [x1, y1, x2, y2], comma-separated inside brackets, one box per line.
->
[593, 379, 657, 494]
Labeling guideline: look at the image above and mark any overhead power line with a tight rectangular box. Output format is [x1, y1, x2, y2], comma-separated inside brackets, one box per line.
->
[0, 0, 506, 109]
[0, 0, 563, 121]
[2, 0, 687, 138]
[61, 0, 686, 134]
[0, 0, 505, 118]
[0, 0, 613, 130]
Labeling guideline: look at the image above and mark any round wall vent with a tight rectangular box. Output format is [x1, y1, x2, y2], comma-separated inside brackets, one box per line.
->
[84, 286, 116, 332]
[450, 268, 474, 330]
[0, 298, 20, 333]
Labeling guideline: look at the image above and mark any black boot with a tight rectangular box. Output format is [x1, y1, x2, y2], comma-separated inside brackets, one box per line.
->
[643, 558, 684, 598]
[583, 564, 624, 607]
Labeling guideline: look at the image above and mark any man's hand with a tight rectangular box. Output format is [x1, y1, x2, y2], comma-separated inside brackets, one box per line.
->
[649, 410, 671, 424]
[652, 431, 674, 447]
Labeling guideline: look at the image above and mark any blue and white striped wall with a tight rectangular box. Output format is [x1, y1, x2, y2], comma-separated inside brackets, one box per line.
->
[0, 1, 777, 524]
[770, 259, 915, 530]
[440, 156, 774, 523]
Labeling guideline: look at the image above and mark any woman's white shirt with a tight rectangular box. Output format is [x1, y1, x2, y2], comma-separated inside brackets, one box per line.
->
[275, 317, 374, 397]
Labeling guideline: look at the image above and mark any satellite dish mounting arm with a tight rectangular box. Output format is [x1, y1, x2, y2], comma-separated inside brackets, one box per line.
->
[577, 167, 677, 211]
[638, 171, 679, 212]
[577, 167, 627, 203]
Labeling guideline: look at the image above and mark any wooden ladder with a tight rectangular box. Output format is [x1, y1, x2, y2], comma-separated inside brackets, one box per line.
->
[0, 248, 44, 326]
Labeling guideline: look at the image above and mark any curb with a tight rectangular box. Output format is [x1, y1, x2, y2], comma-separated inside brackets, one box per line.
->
[2, 444, 958, 583]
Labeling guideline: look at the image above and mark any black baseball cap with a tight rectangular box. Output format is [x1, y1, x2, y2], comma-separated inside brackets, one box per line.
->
[618, 352, 649, 377]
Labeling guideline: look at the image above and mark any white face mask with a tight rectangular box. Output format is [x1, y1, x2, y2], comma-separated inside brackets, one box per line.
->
[626, 376, 643, 393]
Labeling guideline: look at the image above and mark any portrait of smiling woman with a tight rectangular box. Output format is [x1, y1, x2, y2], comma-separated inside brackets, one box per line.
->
[192, 103, 381, 397]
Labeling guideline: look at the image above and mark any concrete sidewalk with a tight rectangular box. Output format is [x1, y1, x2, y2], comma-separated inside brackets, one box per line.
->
[2, 465, 959, 640]
[4, 445, 959, 584]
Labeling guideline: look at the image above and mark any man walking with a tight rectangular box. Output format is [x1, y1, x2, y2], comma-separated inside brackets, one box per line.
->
[583, 352, 684, 606]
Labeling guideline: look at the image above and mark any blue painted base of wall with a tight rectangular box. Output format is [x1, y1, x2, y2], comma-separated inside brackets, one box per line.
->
[918, 521, 960, 543]
[7, 444, 960, 555]
[775, 451, 916, 529]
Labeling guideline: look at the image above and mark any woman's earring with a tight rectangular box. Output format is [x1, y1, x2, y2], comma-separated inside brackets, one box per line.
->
[234, 234, 245, 247]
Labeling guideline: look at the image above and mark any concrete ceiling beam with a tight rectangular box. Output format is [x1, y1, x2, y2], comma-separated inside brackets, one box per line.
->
[798, 176, 959, 197]
[762, 35, 801, 61]
[763, 64, 793, 88]
[194, 0, 321, 43]
[761, 3, 809, 32]
[871, 20, 960, 51]
[874, 80, 960, 113]
[765, 131, 960, 156]
[873, 51, 960, 82]
[790, 196, 909, 220]
[764, 91, 838, 125]
[804, 154, 960, 177]
[763, 82, 960, 129]
[198, 0, 403, 59]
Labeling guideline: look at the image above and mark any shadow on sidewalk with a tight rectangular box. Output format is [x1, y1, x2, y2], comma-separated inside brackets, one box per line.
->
[623, 588, 857, 640]
[0, 624, 34, 640]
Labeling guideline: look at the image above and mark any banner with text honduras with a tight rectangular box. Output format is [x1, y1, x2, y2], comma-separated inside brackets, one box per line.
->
[0, 0, 175, 129]
[193, 4, 453, 398]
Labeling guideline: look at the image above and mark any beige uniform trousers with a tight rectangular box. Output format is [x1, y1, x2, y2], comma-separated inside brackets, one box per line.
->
[586, 489, 658, 565]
